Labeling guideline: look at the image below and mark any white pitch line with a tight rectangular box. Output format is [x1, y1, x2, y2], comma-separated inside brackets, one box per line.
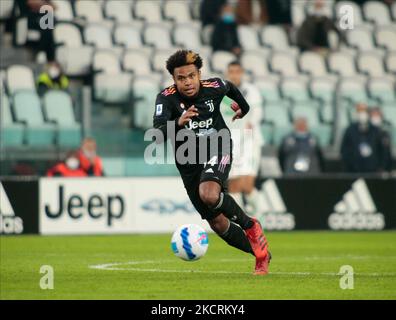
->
[88, 261, 396, 277]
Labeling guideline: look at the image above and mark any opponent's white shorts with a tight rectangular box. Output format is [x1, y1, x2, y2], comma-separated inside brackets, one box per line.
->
[229, 142, 261, 178]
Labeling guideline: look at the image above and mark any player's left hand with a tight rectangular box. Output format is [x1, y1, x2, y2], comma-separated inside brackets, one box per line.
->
[232, 109, 244, 121]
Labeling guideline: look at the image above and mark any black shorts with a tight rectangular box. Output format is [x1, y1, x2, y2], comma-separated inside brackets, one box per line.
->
[178, 154, 232, 221]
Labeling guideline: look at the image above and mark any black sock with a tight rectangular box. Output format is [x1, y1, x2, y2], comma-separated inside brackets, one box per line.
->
[214, 192, 253, 230]
[218, 221, 254, 255]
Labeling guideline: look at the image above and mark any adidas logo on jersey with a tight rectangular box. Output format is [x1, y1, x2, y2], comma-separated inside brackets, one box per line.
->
[0, 183, 24, 234]
[258, 179, 295, 230]
[328, 179, 385, 230]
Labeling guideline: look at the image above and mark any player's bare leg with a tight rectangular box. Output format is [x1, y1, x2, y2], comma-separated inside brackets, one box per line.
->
[199, 181, 271, 275]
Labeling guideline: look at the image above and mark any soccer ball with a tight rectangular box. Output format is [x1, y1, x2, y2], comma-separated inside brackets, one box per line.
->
[171, 224, 209, 261]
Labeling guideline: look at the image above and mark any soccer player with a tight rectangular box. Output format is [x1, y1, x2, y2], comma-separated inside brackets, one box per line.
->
[152, 50, 271, 275]
[221, 61, 265, 214]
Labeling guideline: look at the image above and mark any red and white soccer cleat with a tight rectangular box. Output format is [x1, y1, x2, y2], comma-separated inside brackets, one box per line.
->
[245, 218, 269, 259]
[254, 251, 271, 275]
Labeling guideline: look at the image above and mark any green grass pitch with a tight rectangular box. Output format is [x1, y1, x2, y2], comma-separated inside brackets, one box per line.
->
[1, 231, 395, 299]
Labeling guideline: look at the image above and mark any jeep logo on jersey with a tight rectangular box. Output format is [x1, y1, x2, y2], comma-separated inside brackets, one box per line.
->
[328, 179, 385, 230]
[205, 100, 215, 112]
[0, 183, 24, 234]
[257, 179, 295, 230]
[185, 118, 213, 130]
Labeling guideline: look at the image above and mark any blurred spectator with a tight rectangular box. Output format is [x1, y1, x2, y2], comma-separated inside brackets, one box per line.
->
[47, 151, 87, 177]
[279, 117, 324, 174]
[211, 3, 242, 56]
[236, 0, 267, 25]
[37, 61, 69, 95]
[15, 0, 56, 62]
[341, 103, 386, 173]
[265, 0, 291, 25]
[200, 0, 227, 26]
[369, 107, 393, 172]
[297, 0, 344, 54]
[77, 137, 104, 176]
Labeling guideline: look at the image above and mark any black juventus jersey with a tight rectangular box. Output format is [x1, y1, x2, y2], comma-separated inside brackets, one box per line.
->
[153, 78, 250, 168]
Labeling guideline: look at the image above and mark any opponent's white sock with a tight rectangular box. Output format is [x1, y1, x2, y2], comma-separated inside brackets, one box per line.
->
[245, 188, 263, 214]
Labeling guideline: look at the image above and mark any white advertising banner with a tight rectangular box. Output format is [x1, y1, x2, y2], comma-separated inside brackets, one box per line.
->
[131, 177, 210, 232]
[39, 177, 209, 235]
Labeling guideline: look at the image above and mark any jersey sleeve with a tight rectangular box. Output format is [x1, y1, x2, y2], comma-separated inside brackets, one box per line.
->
[218, 78, 250, 116]
[152, 93, 179, 143]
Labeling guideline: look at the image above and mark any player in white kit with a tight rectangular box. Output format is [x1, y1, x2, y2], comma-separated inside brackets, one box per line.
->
[220, 61, 265, 214]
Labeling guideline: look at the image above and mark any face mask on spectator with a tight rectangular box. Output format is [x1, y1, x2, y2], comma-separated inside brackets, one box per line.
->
[65, 157, 79, 170]
[222, 13, 235, 24]
[48, 66, 61, 79]
[356, 112, 369, 125]
[371, 116, 382, 127]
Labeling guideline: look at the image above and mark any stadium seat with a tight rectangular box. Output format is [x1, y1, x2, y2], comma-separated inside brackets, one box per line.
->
[104, 0, 134, 23]
[75, 0, 113, 28]
[291, 105, 320, 126]
[270, 52, 300, 78]
[386, 52, 396, 74]
[328, 52, 359, 78]
[255, 77, 286, 107]
[357, 52, 393, 80]
[263, 105, 291, 145]
[238, 26, 261, 51]
[211, 51, 237, 75]
[393, 2, 396, 20]
[339, 78, 371, 107]
[310, 78, 337, 123]
[54, 23, 94, 76]
[144, 24, 174, 50]
[134, 0, 163, 23]
[6, 65, 35, 95]
[93, 50, 133, 104]
[291, 0, 307, 27]
[0, 0, 14, 21]
[114, 24, 144, 50]
[281, 78, 319, 109]
[299, 51, 335, 80]
[0, 93, 25, 147]
[382, 106, 396, 127]
[123, 50, 154, 76]
[376, 27, 396, 51]
[131, 76, 160, 129]
[260, 26, 298, 56]
[163, 0, 193, 24]
[368, 78, 396, 108]
[13, 91, 56, 146]
[201, 24, 214, 45]
[241, 52, 271, 78]
[363, 1, 392, 26]
[43, 90, 82, 147]
[346, 27, 384, 56]
[84, 24, 123, 57]
[53, 0, 75, 22]
[173, 24, 209, 53]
